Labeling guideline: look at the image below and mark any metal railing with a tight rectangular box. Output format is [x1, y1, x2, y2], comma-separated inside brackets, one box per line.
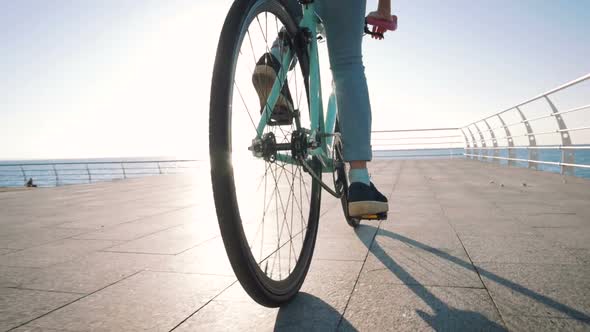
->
[372, 128, 465, 159]
[0, 160, 202, 188]
[461, 73, 590, 176]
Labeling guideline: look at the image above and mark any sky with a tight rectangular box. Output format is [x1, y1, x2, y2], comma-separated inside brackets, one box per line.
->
[1, 0, 589, 160]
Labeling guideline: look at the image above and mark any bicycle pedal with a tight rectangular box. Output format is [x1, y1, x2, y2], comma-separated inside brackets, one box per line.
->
[359, 212, 387, 220]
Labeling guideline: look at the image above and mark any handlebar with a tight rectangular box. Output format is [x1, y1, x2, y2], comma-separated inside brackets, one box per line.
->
[364, 15, 398, 40]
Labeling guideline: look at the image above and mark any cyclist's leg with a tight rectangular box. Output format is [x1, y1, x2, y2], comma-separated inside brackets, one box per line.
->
[252, 0, 301, 124]
[316, 0, 388, 216]
[315, 0, 372, 163]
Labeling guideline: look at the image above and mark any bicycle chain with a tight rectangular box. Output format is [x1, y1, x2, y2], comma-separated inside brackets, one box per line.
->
[298, 156, 343, 199]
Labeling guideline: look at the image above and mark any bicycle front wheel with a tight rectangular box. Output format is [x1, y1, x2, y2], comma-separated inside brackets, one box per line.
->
[209, 0, 319, 307]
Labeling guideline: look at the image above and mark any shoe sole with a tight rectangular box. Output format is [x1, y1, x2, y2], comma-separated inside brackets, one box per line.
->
[252, 65, 292, 114]
[348, 201, 389, 217]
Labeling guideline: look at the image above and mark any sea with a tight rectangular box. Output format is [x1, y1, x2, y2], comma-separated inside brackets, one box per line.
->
[373, 147, 590, 179]
[1, 149, 589, 188]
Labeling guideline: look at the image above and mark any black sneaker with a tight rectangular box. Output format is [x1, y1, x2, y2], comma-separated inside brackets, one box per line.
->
[348, 182, 389, 217]
[252, 53, 294, 126]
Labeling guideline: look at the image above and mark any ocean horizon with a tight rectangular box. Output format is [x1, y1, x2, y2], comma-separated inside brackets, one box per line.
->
[1, 148, 590, 188]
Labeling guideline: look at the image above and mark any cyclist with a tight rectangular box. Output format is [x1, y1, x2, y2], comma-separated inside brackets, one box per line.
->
[253, 0, 392, 217]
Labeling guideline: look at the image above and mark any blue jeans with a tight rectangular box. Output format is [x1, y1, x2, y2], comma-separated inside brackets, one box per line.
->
[277, 0, 372, 161]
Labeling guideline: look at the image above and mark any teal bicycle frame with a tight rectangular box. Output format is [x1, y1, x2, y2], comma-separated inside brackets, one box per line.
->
[254, 2, 338, 173]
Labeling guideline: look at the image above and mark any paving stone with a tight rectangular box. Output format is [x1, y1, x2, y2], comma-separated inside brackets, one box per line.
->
[320, 195, 341, 217]
[0, 228, 88, 250]
[460, 234, 579, 264]
[0, 248, 17, 255]
[363, 242, 483, 288]
[514, 213, 588, 228]
[343, 281, 505, 331]
[0, 288, 80, 331]
[376, 225, 464, 250]
[0, 265, 38, 288]
[0, 213, 88, 230]
[317, 217, 377, 243]
[0, 239, 118, 268]
[567, 248, 590, 265]
[55, 205, 174, 230]
[71, 207, 199, 241]
[175, 291, 361, 332]
[477, 262, 590, 321]
[502, 315, 590, 332]
[452, 220, 537, 237]
[29, 271, 234, 332]
[216, 259, 361, 305]
[22, 251, 166, 294]
[10, 326, 66, 332]
[173, 300, 279, 332]
[182, 260, 363, 331]
[103, 220, 219, 255]
[150, 237, 234, 276]
[313, 236, 371, 261]
[493, 202, 577, 219]
[385, 211, 450, 227]
[441, 206, 510, 226]
[303, 259, 363, 313]
[535, 226, 590, 249]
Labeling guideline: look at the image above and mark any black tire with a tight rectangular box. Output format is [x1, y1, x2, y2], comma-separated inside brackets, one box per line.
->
[334, 121, 360, 228]
[209, 0, 320, 307]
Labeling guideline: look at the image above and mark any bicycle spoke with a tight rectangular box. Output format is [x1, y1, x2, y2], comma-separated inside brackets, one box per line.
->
[251, 163, 286, 251]
[249, 161, 295, 259]
[268, 162, 294, 249]
[247, 30, 257, 65]
[233, 81, 258, 132]
[256, 16, 271, 55]
[257, 159, 308, 278]
[260, 162, 268, 261]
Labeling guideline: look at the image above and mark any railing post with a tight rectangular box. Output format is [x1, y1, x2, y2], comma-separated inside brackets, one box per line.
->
[482, 119, 499, 163]
[157, 162, 163, 174]
[473, 123, 488, 160]
[86, 165, 92, 184]
[20, 165, 27, 184]
[466, 126, 478, 160]
[544, 96, 574, 175]
[53, 165, 60, 186]
[121, 163, 127, 179]
[516, 106, 538, 169]
[460, 128, 470, 158]
[496, 113, 516, 167]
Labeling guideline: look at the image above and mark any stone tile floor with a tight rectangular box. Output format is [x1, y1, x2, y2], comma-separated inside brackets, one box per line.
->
[1, 159, 589, 331]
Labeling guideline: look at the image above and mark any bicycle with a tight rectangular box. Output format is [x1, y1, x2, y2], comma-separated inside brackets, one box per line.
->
[210, 0, 397, 307]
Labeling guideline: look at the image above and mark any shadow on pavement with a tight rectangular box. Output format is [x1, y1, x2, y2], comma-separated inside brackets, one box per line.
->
[357, 224, 590, 329]
[274, 292, 358, 331]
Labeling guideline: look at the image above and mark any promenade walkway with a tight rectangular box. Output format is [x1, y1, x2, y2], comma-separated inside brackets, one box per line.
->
[1, 159, 589, 331]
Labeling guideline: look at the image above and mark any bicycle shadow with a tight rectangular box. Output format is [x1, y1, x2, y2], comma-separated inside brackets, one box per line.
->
[356, 224, 590, 330]
[273, 292, 358, 331]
